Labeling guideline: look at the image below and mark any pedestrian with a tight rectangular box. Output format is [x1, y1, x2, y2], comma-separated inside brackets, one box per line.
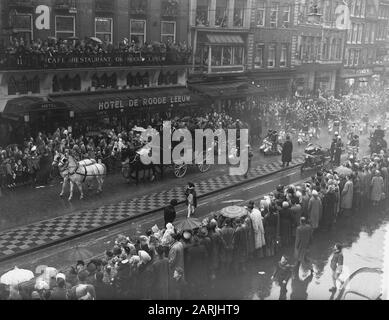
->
[263, 204, 279, 257]
[220, 218, 234, 275]
[308, 190, 322, 231]
[371, 170, 384, 206]
[271, 255, 293, 300]
[329, 243, 344, 292]
[321, 184, 337, 230]
[244, 144, 253, 178]
[294, 217, 313, 267]
[281, 135, 293, 167]
[151, 245, 170, 300]
[279, 201, 294, 247]
[334, 138, 342, 167]
[168, 233, 185, 280]
[185, 182, 197, 218]
[164, 199, 178, 227]
[340, 175, 353, 216]
[247, 200, 265, 258]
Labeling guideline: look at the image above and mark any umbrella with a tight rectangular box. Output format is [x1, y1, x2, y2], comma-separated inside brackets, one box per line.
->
[174, 217, 202, 233]
[335, 166, 353, 176]
[0, 267, 34, 286]
[89, 36, 103, 44]
[220, 206, 248, 218]
[66, 246, 94, 263]
[133, 126, 146, 132]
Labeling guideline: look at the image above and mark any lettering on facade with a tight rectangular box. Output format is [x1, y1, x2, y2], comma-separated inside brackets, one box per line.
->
[98, 96, 191, 111]
[35, 5, 50, 30]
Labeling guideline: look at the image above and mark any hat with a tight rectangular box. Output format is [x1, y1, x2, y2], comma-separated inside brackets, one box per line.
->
[138, 250, 151, 264]
[86, 263, 97, 273]
[282, 201, 289, 208]
[56, 273, 66, 281]
[31, 146, 37, 152]
[183, 231, 192, 240]
[312, 190, 318, 196]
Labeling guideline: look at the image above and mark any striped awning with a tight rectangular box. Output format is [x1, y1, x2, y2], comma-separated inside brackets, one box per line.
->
[205, 34, 244, 45]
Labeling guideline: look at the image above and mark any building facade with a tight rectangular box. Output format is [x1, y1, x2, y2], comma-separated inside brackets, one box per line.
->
[0, 0, 195, 144]
[248, 0, 297, 97]
[187, 0, 265, 118]
[292, 0, 346, 96]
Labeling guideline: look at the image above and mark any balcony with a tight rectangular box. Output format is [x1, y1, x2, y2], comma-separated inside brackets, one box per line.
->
[129, 0, 147, 15]
[54, 0, 77, 12]
[7, 0, 34, 9]
[95, 0, 115, 13]
[162, 0, 179, 18]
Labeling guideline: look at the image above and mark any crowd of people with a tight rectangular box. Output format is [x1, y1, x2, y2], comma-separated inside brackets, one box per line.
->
[0, 36, 192, 70]
[3, 146, 389, 300]
[0, 111, 248, 191]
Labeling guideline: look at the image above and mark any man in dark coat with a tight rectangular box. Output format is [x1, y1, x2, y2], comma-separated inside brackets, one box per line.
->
[281, 135, 293, 167]
[294, 217, 313, 267]
[164, 199, 178, 227]
[151, 246, 170, 300]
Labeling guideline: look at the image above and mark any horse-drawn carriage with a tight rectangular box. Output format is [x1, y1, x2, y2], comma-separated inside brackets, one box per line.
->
[120, 128, 213, 184]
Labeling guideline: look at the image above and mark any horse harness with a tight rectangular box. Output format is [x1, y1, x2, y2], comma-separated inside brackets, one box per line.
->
[58, 158, 104, 182]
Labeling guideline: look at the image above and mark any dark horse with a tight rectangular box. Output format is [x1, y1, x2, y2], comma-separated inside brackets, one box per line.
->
[121, 147, 163, 184]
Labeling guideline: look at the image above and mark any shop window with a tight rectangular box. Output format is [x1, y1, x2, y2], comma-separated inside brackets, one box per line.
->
[8, 75, 40, 95]
[73, 75, 81, 91]
[196, 0, 210, 26]
[268, 44, 276, 67]
[215, 0, 228, 27]
[233, 47, 244, 65]
[130, 19, 146, 45]
[280, 44, 287, 67]
[256, 1, 265, 26]
[211, 46, 222, 66]
[161, 21, 176, 43]
[142, 72, 149, 87]
[95, 17, 113, 44]
[134, 72, 143, 86]
[61, 75, 71, 91]
[55, 15, 75, 40]
[254, 44, 264, 68]
[127, 73, 134, 87]
[8, 77, 17, 95]
[92, 74, 100, 88]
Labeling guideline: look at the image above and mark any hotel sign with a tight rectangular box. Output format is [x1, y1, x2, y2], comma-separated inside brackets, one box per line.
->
[98, 95, 191, 111]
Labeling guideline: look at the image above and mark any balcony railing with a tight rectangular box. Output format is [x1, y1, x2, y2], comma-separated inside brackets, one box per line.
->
[95, 0, 115, 13]
[162, 0, 179, 17]
[7, 0, 34, 9]
[54, 0, 77, 10]
[0, 48, 192, 71]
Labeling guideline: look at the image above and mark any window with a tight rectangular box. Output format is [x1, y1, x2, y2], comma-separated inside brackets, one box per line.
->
[233, 0, 245, 27]
[196, 0, 210, 26]
[256, 1, 265, 26]
[130, 19, 146, 45]
[254, 44, 264, 68]
[350, 49, 355, 66]
[354, 49, 360, 65]
[357, 24, 361, 43]
[351, 0, 356, 16]
[215, 0, 228, 27]
[344, 48, 349, 66]
[355, 0, 360, 17]
[365, 23, 370, 43]
[55, 16, 75, 40]
[352, 23, 357, 43]
[270, 3, 279, 28]
[280, 44, 287, 67]
[95, 18, 113, 43]
[268, 44, 276, 67]
[347, 25, 352, 43]
[282, 5, 290, 28]
[361, 0, 366, 17]
[336, 38, 342, 59]
[233, 47, 244, 65]
[161, 21, 176, 43]
[11, 14, 33, 43]
[370, 24, 375, 44]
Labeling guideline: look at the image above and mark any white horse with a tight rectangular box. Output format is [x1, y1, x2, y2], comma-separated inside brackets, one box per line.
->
[54, 153, 106, 201]
[52, 152, 97, 199]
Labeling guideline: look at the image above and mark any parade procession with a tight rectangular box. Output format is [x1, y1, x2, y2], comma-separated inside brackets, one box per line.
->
[1, 0, 389, 304]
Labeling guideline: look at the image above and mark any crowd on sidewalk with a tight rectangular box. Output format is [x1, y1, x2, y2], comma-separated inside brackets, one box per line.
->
[2, 147, 389, 300]
[0, 36, 192, 69]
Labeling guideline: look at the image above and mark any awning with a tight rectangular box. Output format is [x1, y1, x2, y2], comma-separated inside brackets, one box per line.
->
[205, 34, 244, 45]
[2, 96, 69, 116]
[189, 82, 264, 99]
[50, 87, 200, 114]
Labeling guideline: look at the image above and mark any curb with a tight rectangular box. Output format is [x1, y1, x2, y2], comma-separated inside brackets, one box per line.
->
[0, 161, 303, 264]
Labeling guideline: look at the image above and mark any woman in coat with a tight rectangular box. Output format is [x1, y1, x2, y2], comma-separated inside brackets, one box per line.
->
[279, 202, 294, 247]
[281, 135, 293, 167]
[321, 185, 337, 230]
[340, 175, 353, 216]
[371, 170, 384, 206]
[308, 190, 322, 230]
[263, 205, 279, 257]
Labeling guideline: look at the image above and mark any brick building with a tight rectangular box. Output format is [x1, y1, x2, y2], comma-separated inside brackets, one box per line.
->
[0, 0, 196, 144]
[291, 0, 347, 96]
[248, 0, 297, 97]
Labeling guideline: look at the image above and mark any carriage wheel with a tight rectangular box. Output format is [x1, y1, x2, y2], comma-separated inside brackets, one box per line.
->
[198, 162, 211, 173]
[174, 164, 188, 178]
